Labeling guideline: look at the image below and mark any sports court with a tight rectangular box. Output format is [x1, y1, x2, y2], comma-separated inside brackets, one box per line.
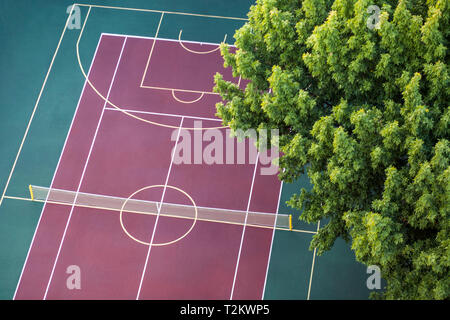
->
[0, 1, 372, 300]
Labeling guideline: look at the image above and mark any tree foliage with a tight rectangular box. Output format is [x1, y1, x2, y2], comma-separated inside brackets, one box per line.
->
[214, 0, 449, 299]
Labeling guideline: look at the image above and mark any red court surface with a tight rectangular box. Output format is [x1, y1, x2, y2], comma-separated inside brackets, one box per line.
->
[141, 37, 240, 93]
[14, 34, 281, 300]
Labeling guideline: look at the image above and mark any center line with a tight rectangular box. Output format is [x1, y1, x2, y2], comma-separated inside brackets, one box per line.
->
[135, 117, 185, 300]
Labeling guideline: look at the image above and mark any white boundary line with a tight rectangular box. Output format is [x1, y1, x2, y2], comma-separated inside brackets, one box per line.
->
[102, 32, 237, 48]
[307, 221, 321, 300]
[229, 152, 260, 299]
[12, 31, 105, 300]
[43, 34, 128, 299]
[139, 13, 164, 87]
[104, 106, 222, 123]
[75, 3, 248, 21]
[0, 6, 77, 209]
[261, 181, 284, 299]
[136, 117, 185, 300]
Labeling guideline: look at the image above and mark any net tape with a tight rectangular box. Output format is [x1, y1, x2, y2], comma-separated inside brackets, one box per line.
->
[29, 185, 292, 230]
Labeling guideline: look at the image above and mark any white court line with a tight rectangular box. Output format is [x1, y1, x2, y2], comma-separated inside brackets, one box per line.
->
[102, 32, 237, 48]
[140, 86, 220, 95]
[261, 181, 284, 299]
[136, 117, 185, 300]
[307, 221, 321, 300]
[75, 3, 248, 21]
[140, 13, 164, 87]
[12, 30, 105, 299]
[0, 5, 77, 210]
[43, 34, 128, 299]
[104, 106, 222, 123]
[229, 152, 260, 300]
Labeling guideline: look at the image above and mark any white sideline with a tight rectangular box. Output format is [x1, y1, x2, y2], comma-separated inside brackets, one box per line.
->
[43, 31, 127, 299]
[12, 31, 106, 300]
[102, 32, 237, 48]
[229, 153, 260, 299]
[261, 181, 284, 299]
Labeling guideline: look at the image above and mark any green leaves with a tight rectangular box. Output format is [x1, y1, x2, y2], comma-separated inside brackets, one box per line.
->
[345, 211, 404, 265]
[214, 0, 449, 299]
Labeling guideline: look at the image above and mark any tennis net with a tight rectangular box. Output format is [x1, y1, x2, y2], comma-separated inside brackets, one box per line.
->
[28, 185, 292, 230]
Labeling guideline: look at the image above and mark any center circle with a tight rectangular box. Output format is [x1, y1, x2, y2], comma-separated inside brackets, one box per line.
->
[119, 185, 198, 246]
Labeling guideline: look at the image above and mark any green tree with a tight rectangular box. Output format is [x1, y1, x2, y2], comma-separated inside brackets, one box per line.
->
[214, 0, 449, 299]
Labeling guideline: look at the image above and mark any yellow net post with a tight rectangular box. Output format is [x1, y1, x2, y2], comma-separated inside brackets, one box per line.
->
[29, 185, 34, 201]
[289, 214, 292, 231]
